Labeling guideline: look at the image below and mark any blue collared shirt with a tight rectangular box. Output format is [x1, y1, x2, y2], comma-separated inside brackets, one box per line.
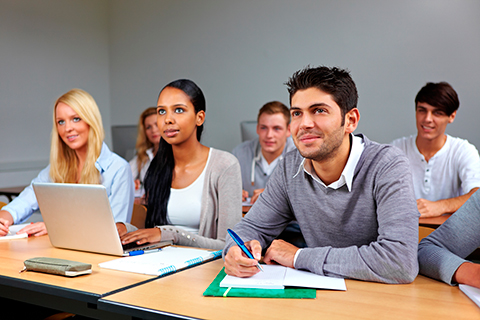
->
[3, 142, 134, 224]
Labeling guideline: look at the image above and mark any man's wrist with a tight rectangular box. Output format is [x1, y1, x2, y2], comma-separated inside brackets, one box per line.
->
[453, 262, 480, 287]
[293, 248, 303, 268]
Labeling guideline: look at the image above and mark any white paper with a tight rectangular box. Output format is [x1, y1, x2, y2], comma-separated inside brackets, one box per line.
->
[460, 284, 480, 308]
[284, 267, 346, 290]
[220, 265, 286, 289]
[220, 265, 346, 291]
[242, 198, 253, 207]
[0, 223, 29, 241]
[99, 246, 220, 276]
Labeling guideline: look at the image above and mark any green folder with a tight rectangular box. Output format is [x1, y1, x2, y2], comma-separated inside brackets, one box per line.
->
[203, 267, 316, 299]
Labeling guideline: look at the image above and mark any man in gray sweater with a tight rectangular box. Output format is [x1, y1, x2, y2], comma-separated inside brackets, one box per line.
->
[224, 66, 419, 284]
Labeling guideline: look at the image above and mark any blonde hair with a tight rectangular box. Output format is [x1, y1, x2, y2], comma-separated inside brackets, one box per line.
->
[135, 107, 157, 177]
[49, 88, 105, 184]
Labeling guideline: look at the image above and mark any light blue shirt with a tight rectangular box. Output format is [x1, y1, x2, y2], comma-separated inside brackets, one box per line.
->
[3, 142, 134, 224]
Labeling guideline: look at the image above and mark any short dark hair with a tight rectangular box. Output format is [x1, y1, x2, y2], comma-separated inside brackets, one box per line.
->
[415, 82, 459, 116]
[285, 66, 358, 120]
[257, 101, 290, 125]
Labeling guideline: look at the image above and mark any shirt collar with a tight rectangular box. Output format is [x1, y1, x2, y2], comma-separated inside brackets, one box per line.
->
[293, 134, 365, 191]
[94, 142, 112, 174]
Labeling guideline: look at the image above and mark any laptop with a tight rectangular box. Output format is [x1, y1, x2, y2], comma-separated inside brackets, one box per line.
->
[33, 182, 171, 256]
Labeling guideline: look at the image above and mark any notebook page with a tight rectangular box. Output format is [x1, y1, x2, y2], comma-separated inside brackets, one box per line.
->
[460, 284, 480, 308]
[99, 246, 220, 275]
[220, 265, 286, 289]
[283, 267, 346, 290]
[0, 224, 29, 241]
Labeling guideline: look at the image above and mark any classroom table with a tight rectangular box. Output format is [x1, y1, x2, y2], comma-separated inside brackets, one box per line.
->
[0, 235, 157, 319]
[419, 213, 452, 228]
[0, 185, 25, 202]
[98, 259, 480, 320]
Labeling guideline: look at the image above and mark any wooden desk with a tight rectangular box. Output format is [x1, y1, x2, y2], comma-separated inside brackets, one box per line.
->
[99, 259, 480, 320]
[0, 235, 156, 319]
[419, 214, 452, 229]
[0, 185, 25, 202]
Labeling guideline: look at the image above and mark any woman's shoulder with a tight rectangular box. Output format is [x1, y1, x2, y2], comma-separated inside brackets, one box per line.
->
[98, 142, 130, 172]
[209, 148, 239, 166]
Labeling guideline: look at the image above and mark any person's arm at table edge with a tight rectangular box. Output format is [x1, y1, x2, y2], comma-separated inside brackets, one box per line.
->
[418, 190, 480, 286]
[417, 187, 479, 218]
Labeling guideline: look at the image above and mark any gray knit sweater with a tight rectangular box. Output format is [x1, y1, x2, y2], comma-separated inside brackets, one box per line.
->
[418, 189, 480, 285]
[127, 148, 243, 250]
[224, 134, 419, 284]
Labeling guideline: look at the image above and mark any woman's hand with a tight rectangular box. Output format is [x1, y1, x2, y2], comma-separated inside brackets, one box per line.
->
[134, 179, 141, 191]
[116, 222, 128, 237]
[120, 228, 162, 245]
[17, 222, 48, 237]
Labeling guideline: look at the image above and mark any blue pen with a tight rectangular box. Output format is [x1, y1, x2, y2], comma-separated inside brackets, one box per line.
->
[128, 248, 162, 256]
[227, 229, 264, 272]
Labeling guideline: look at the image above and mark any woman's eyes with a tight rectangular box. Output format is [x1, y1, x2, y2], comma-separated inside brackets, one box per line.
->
[158, 108, 185, 115]
[57, 118, 81, 125]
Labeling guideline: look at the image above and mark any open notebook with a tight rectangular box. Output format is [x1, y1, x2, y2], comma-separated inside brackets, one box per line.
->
[220, 265, 346, 290]
[99, 246, 222, 276]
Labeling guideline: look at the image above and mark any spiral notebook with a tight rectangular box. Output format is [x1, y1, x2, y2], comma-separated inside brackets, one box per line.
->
[98, 246, 222, 276]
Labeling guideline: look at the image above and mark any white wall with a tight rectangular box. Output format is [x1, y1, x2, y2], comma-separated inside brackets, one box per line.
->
[1, 0, 480, 188]
[0, 0, 110, 188]
[108, 0, 480, 153]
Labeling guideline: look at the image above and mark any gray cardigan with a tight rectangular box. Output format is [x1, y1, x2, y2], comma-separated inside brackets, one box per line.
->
[127, 148, 243, 250]
[224, 134, 419, 284]
[418, 190, 480, 285]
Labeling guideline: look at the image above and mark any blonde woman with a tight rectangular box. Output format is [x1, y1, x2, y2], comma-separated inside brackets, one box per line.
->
[0, 89, 134, 237]
[129, 107, 160, 195]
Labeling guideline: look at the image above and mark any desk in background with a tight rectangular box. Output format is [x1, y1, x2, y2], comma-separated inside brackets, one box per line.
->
[99, 259, 479, 320]
[0, 185, 25, 202]
[419, 214, 452, 229]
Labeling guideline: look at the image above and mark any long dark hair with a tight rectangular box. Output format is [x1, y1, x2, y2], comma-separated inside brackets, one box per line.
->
[144, 79, 206, 227]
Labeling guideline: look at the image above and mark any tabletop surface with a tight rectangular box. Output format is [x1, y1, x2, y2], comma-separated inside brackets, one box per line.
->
[99, 259, 480, 320]
[0, 235, 155, 300]
[419, 213, 452, 227]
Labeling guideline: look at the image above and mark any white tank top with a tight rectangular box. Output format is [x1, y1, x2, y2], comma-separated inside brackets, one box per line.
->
[167, 148, 211, 234]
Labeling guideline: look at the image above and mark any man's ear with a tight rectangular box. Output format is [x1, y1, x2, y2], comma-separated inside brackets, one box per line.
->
[344, 108, 360, 134]
[448, 110, 457, 124]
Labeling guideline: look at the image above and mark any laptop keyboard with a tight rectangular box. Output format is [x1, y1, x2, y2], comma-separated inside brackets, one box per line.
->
[122, 242, 141, 250]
